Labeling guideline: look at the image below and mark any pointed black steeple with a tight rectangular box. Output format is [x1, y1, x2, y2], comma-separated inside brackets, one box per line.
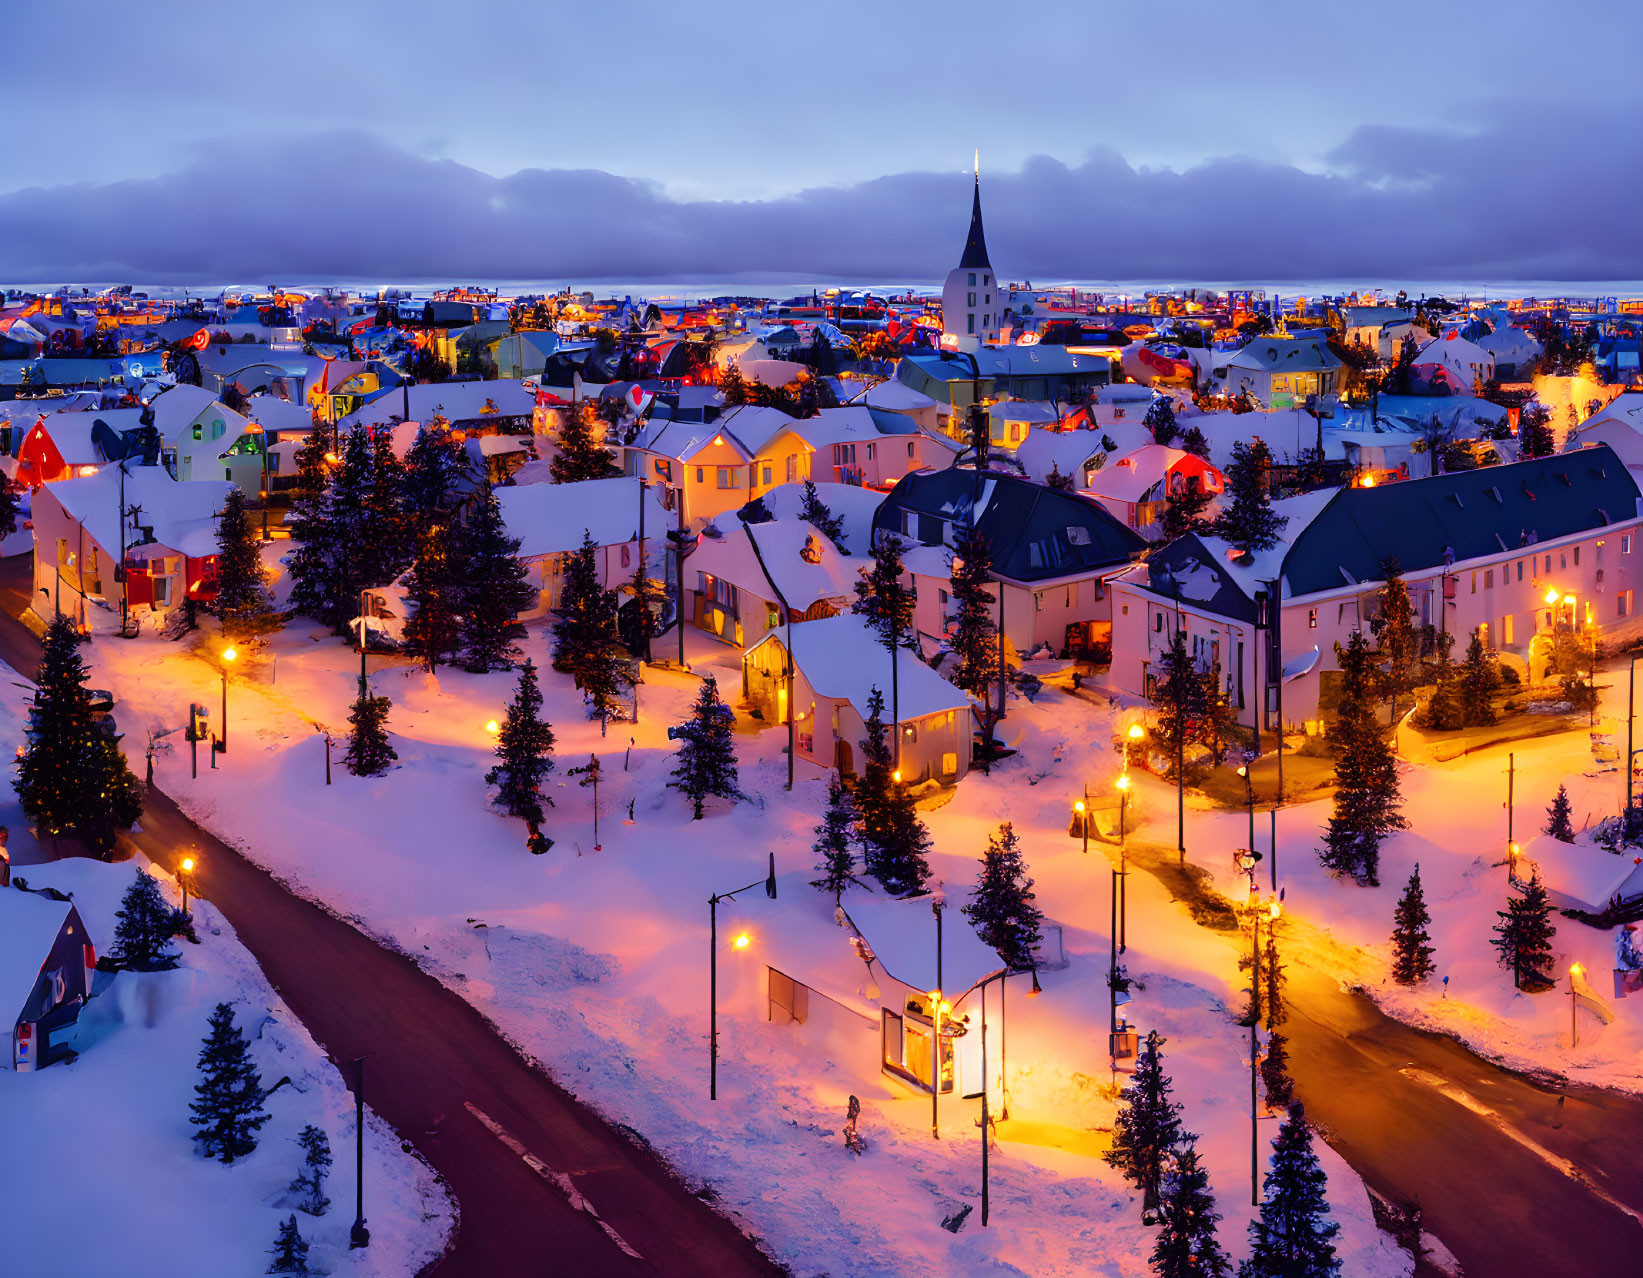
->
[959, 156, 991, 270]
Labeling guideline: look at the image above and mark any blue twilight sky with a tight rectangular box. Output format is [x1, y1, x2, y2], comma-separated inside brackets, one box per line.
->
[6, 0, 1643, 284]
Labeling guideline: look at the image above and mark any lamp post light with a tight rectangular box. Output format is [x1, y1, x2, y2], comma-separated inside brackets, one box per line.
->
[1074, 783, 1089, 856]
[179, 856, 196, 913]
[347, 1056, 370, 1249]
[1116, 774, 1131, 953]
[1251, 897, 1281, 1205]
[1125, 721, 1144, 771]
[1237, 761, 1255, 854]
[709, 853, 778, 1099]
[1507, 840, 1521, 885]
[219, 647, 236, 753]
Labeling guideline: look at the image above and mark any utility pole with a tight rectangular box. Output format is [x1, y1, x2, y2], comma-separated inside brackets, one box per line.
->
[932, 899, 943, 1140]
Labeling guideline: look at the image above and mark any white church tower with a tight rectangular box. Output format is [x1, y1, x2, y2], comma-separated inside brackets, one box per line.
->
[941, 155, 999, 352]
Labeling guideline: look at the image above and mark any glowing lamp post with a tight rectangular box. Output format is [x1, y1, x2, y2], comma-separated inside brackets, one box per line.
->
[1507, 840, 1521, 884]
[218, 647, 236, 753]
[485, 719, 500, 736]
[1125, 722, 1144, 771]
[1251, 897, 1281, 1204]
[709, 854, 778, 1099]
[179, 856, 196, 912]
[1116, 774, 1131, 953]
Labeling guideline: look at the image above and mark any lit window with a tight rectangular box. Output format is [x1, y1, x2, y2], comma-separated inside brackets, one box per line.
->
[1624, 534, 1634, 554]
[762, 464, 772, 486]
[1308, 608, 1318, 629]
[1621, 590, 1634, 617]
[191, 423, 202, 441]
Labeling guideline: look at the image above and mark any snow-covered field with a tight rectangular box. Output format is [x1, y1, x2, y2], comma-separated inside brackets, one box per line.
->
[0, 634, 452, 1278]
[69, 605, 1410, 1278]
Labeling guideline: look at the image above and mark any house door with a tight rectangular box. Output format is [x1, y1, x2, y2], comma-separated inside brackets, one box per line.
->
[836, 739, 855, 777]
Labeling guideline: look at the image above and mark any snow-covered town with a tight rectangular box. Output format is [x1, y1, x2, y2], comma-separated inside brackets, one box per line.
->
[6, 6, 1643, 1278]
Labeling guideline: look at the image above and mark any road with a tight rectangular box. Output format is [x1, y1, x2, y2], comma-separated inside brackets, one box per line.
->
[0, 556, 781, 1278]
[1123, 836, 1643, 1277]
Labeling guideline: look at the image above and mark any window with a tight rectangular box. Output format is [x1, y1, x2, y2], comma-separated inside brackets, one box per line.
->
[985, 293, 991, 305]
[903, 722, 918, 745]
[967, 314, 975, 335]
[907, 442, 915, 457]
[1308, 608, 1318, 629]
[786, 453, 798, 482]
[1485, 569, 1494, 589]
[984, 274, 991, 286]
[1154, 611, 1164, 633]
[1560, 553, 1568, 570]
[1503, 613, 1515, 645]
[716, 467, 742, 489]
[191, 422, 202, 441]
[1625, 535, 1634, 554]
[1545, 554, 1552, 573]
[210, 418, 225, 440]
[1517, 560, 1523, 581]
[1470, 571, 1478, 594]
[866, 443, 875, 460]
[938, 588, 949, 610]
[696, 466, 704, 483]
[942, 752, 958, 775]
[967, 272, 976, 287]
[762, 463, 773, 486]
[1034, 592, 1044, 611]
[1574, 546, 1581, 566]
[967, 292, 976, 307]
[1621, 590, 1634, 617]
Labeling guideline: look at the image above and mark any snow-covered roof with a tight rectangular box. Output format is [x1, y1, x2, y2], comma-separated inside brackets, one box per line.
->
[1528, 835, 1639, 913]
[1012, 427, 1134, 486]
[28, 409, 143, 464]
[864, 380, 937, 413]
[736, 358, 808, 389]
[1148, 487, 1339, 606]
[780, 406, 880, 449]
[691, 519, 854, 612]
[496, 475, 670, 558]
[1223, 335, 1340, 373]
[1082, 444, 1218, 505]
[339, 379, 534, 430]
[147, 384, 249, 446]
[41, 465, 233, 560]
[989, 400, 1060, 425]
[716, 404, 806, 455]
[0, 887, 74, 1025]
[843, 894, 1006, 1000]
[760, 480, 884, 554]
[748, 613, 970, 722]
[241, 394, 313, 438]
[1475, 325, 1542, 361]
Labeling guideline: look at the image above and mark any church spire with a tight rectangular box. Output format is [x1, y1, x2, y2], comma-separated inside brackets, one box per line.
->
[959, 152, 991, 270]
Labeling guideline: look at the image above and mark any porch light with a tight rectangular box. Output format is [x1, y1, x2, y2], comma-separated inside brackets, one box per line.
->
[1545, 588, 1560, 604]
[180, 857, 195, 874]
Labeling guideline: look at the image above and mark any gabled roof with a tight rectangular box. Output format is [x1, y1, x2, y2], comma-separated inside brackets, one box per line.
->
[0, 887, 74, 1026]
[844, 894, 1005, 1000]
[28, 408, 145, 464]
[875, 469, 1146, 582]
[1083, 444, 1223, 505]
[41, 465, 233, 560]
[147, 384, 251, 447]
[497, 476, 670, 559]
[1224, 335, 1341, 374]
[691, 518, 855, 612]
[748, 614, 970, 721]
[339, 379, 534, 430]
[715, 404, 804, 455]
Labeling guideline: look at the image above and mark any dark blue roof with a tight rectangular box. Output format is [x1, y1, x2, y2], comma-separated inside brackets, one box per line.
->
[874, 468, 1145, 582]
[959, 175, 990, 270]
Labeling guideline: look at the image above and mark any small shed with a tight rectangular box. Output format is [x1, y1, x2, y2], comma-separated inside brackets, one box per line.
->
[2, 886, 96, 1072]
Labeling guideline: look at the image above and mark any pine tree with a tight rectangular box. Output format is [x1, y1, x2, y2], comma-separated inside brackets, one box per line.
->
[401, 522, 463, 673]
[962, 822, 1044, 971]
[1045, 463, 1076, 492]
[1388, 333, 1418, 395]
[948, 523, 1001, 741]
[1459, 629, 1500, 727]
[1424, 633, 1464, 731]
[719, 363, 749, 406]
[113, 866, 182, 970]
[289, 424, 374, 634]
[288, 1124, 332, 1217]
[1160, 475, 1213, 542]
[668, 675, 744, 819]
[1545, 784, 1575, 842]
[1319, 630, 1404, 886]
[402, 423, 469, 530]
[1260, 1032, 1295, 1111]
[1151, 1138, 1232, 1278]
[1264, 933, 1287, 1030]
[190, 1002, 270, 1164]
[366, 428, 411, 582]
[267, 1214, 310, 1276]
[344, 681, 396, 776]
[1244, 1105, 1341, 1278]
[1369, 558, 1417, 720]
[810, 772, 860, 897]
[853, 532, 917, 753]
[1145, 396, 1179, 446]
[486, 659, 555, 824]
[1153, 628, 1208, 782]
[1104, 1029, 1183, 1206]
[460, 486, 535, 672]
[1391, 863, 1436, 985]
[1178, 424, 1211, 460]
[552, 531, 613, 677]
[16, 615, 143, 855]
[1493, 870, 1557, 991]
[799, 479, 848, 550]
[550, 403, 619, 483]
[854, 687, 894, 866]
[1214, 439, 1288, 553]
[0, 474, 21, 541]
[212, 486, 282, 645]
[291, 418, 331, 502]
[286, 479, 339, 628]
[879, 783, 933, 895]
[1518, 404, 1555, 459]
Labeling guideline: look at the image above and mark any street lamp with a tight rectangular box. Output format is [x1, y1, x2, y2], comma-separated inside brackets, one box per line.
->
[1125, 722, 1144, 771]
[1116, 774, 1131, 953]
[709, 853, 778, 1099]
[485, 719, 500, 736]
[179, 856, 196, 912]
[1073, 784, 1089, 855]
[219, 647, 237, 753]
[1507, 840, 1521, 884]
[1251, 897, 1281, 1205]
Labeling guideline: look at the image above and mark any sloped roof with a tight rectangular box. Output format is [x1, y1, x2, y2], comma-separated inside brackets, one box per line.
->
[1224, 335, 1341, 374]
[748, 613, 970, 722]
[691, 519, 854, 612]
[497, 475, 670, 558]
[241, 394, 313, 438]
[864, 380, 938, 413]
[717, 404, 804, 454]
[959, 174, 991, 270]
[41, 465, 233, 560]
[875, 468, 1146, 582]
[844, 893, 1006, 999]
[0, 888, 74, 1026]
[340, 379, 534, 429]
[29, 408, 145, 464]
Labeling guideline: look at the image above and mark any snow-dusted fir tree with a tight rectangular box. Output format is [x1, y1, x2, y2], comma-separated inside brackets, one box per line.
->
[267, 1213, 310, 1276]
[459, 486, 535, 672]
[963, 822, 1044, 971]
[344, 681, 396, 777]
[16, 615, 143, 855]
[1545, 784, 1575, 842]
[190, 1002, 270, 1164]
[854, 687, 895, 866]
[1153, 627, 1208, 781]
[874, 778, 933, 897]
[1391, 863, 1436, 984]
[288, 1124, 332, 1217]
[669, 674, 744, 819]
[1459, 629, 1500, 727]
[1214, 438, 1287, 553]
[291, 419, 331, 502]
[1493, 870, 1557, 991]
[113, 866, 181, 971]
[1264, 933, 1287, 1031]
[799, 479, 848, 550]
[1243, 1105, 1341, 1278]
[1369, 558, 1417, 720]
[1260, 1031, 1295, 1110]
[212, 486, 281, 645]
[810, 772, 860, 898]
[1518, 404, 1556, 459]
[366, 429, 411, 583]
[1319, 630, 1404, 886]
[552, 531, 619, 683]
[853, 532, 917, 745]
[948, 523, 1003, 738]
[550, 404, 620, 483]
[1423, 632, 1464, 731]
[401, 522, 463, 674]
[1104, 1029, 1184, 1206]
[486, 659, 555, 826]
[402, 424, 468, 532]
[1151, 1137, 1232, 1278]
[1160, 476, 1213, 542]
[1145, 395, 1179, 446]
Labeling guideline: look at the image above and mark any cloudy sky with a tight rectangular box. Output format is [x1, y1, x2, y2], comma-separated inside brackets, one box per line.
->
[7, 0, 1641, 285]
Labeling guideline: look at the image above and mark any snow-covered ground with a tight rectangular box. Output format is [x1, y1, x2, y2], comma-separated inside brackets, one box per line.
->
[0, 630, 451, 1278]
[68, 605, 1410, 1278]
